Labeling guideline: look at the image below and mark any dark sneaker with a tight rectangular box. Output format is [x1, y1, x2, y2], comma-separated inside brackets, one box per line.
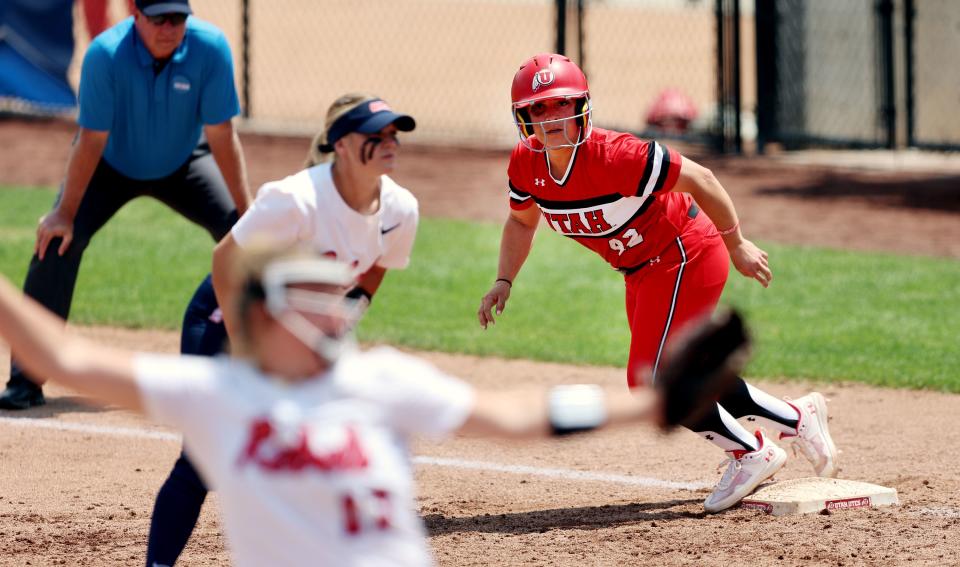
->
[0, 381, 45, 410]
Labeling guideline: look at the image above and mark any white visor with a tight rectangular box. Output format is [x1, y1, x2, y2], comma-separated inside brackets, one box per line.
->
[260, 258, 363, 361]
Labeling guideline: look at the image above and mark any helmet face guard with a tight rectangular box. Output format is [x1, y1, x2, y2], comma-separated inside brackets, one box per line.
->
[512, 96, 592, 152]
[510, 53, 593, 152]
[261, 258, 364, 362]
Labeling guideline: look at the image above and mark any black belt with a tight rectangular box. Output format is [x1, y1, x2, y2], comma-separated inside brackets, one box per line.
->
[615, 202, 698, 276]
[616, 261, 651, 276]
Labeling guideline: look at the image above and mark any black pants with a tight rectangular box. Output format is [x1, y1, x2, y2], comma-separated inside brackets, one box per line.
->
[7, 144, 238, 388]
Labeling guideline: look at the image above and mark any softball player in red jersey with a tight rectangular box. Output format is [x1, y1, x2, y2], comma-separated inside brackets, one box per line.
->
[479, 54, 840, 512]
[0, 251, 735, 566]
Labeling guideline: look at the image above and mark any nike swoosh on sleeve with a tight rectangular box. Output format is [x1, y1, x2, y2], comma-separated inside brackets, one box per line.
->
[380, 223, 401, 234]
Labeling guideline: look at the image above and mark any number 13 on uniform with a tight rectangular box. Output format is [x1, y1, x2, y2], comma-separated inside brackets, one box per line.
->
[609, 228, 643, 256]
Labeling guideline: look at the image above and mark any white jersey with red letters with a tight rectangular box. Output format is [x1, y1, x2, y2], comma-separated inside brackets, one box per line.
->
[135, 347, 474, 567]
[232, 162, 419, 280]
[507, 127, 695, 272]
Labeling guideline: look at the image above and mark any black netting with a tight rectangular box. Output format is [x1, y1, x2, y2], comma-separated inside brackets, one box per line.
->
[580, 0, 731, 146]
[759, 0, 959, 151]
[770, 0, 888, 148]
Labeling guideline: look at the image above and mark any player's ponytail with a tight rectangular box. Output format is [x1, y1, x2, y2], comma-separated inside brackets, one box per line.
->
[304, 93, 379, 168]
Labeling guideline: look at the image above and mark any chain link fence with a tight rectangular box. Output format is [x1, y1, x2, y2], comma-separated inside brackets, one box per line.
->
[756, 0, 960, 151]
[64, 0, 740, 150]
[69, 0, 553, 148]
[226, 0, 556, 148]
[761, 0, 888, 149]
[25, 0, 958, 153]
[910, 0, 960, 149]
[580, 0, 754, 147]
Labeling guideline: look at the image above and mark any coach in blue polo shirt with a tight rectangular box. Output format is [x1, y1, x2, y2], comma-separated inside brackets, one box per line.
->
[0, 0, 252, 409]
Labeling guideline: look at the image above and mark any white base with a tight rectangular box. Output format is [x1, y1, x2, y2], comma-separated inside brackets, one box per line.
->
[740, 477, 899, 516]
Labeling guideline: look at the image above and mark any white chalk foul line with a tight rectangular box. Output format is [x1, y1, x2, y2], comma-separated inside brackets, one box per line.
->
[912, 506, 960, 519]
[0, 416, 709, 491]
[0, 415, 179, 442]
[412, 456, 710, 491]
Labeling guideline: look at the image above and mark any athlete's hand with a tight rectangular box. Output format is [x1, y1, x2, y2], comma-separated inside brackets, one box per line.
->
[478, 280, 512, 329]
[729, 238, 772, 288]
[35, 208, 75, 261]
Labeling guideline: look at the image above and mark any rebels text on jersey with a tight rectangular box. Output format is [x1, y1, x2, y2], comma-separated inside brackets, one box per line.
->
[135, 347, 474, 567]
[508, 128, 696, 272]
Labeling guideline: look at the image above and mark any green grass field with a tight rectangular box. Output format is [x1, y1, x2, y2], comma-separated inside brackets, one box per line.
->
[2, 186, 958, 391]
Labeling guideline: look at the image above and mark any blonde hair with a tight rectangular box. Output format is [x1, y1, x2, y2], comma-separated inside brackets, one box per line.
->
[304, 93, 379, 168]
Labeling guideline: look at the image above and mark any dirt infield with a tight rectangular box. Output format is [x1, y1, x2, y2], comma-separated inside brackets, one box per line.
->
[2, 117, 960, 565]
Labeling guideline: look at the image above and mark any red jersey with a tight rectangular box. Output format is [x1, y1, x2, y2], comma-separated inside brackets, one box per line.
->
[507, 127, 695, 272]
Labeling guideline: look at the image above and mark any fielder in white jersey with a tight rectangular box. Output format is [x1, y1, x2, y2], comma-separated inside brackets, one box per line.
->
[145, 94, 421, 567]
[231, 157, 418, 280]
[137, 346, 470, 567]
[215, 93, 421, 336]
[0, 250, 750, 565]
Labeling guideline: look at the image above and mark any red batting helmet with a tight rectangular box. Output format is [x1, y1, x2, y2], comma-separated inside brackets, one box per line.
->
[511, 53, 592, 151]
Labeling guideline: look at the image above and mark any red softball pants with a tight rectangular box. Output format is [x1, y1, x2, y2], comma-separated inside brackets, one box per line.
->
[624, 217, 730, 388]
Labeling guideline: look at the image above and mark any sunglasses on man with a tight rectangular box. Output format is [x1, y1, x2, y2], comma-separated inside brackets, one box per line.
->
[146, 13, 188, 26]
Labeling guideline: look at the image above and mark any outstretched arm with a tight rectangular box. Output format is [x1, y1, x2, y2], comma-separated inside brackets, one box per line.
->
[477, 205, 540, 329]
[458, 309, 749, 439]
[457, 386, 659, 439]
[0, 276, 142, 411]
[673, 156, 772, 288]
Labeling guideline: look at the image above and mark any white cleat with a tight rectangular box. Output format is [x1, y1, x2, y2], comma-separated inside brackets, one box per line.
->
[704, 431, 787, 513]
[782, 392, 839, 478]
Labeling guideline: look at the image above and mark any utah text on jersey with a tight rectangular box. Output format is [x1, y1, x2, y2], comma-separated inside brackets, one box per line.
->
[508, 134, 687, 271]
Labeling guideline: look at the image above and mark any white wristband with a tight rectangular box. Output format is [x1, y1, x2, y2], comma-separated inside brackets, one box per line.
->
[548, 384, 607, 435]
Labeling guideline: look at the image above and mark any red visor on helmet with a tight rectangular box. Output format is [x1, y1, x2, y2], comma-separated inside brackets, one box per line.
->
[511, 54, 592, 151]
